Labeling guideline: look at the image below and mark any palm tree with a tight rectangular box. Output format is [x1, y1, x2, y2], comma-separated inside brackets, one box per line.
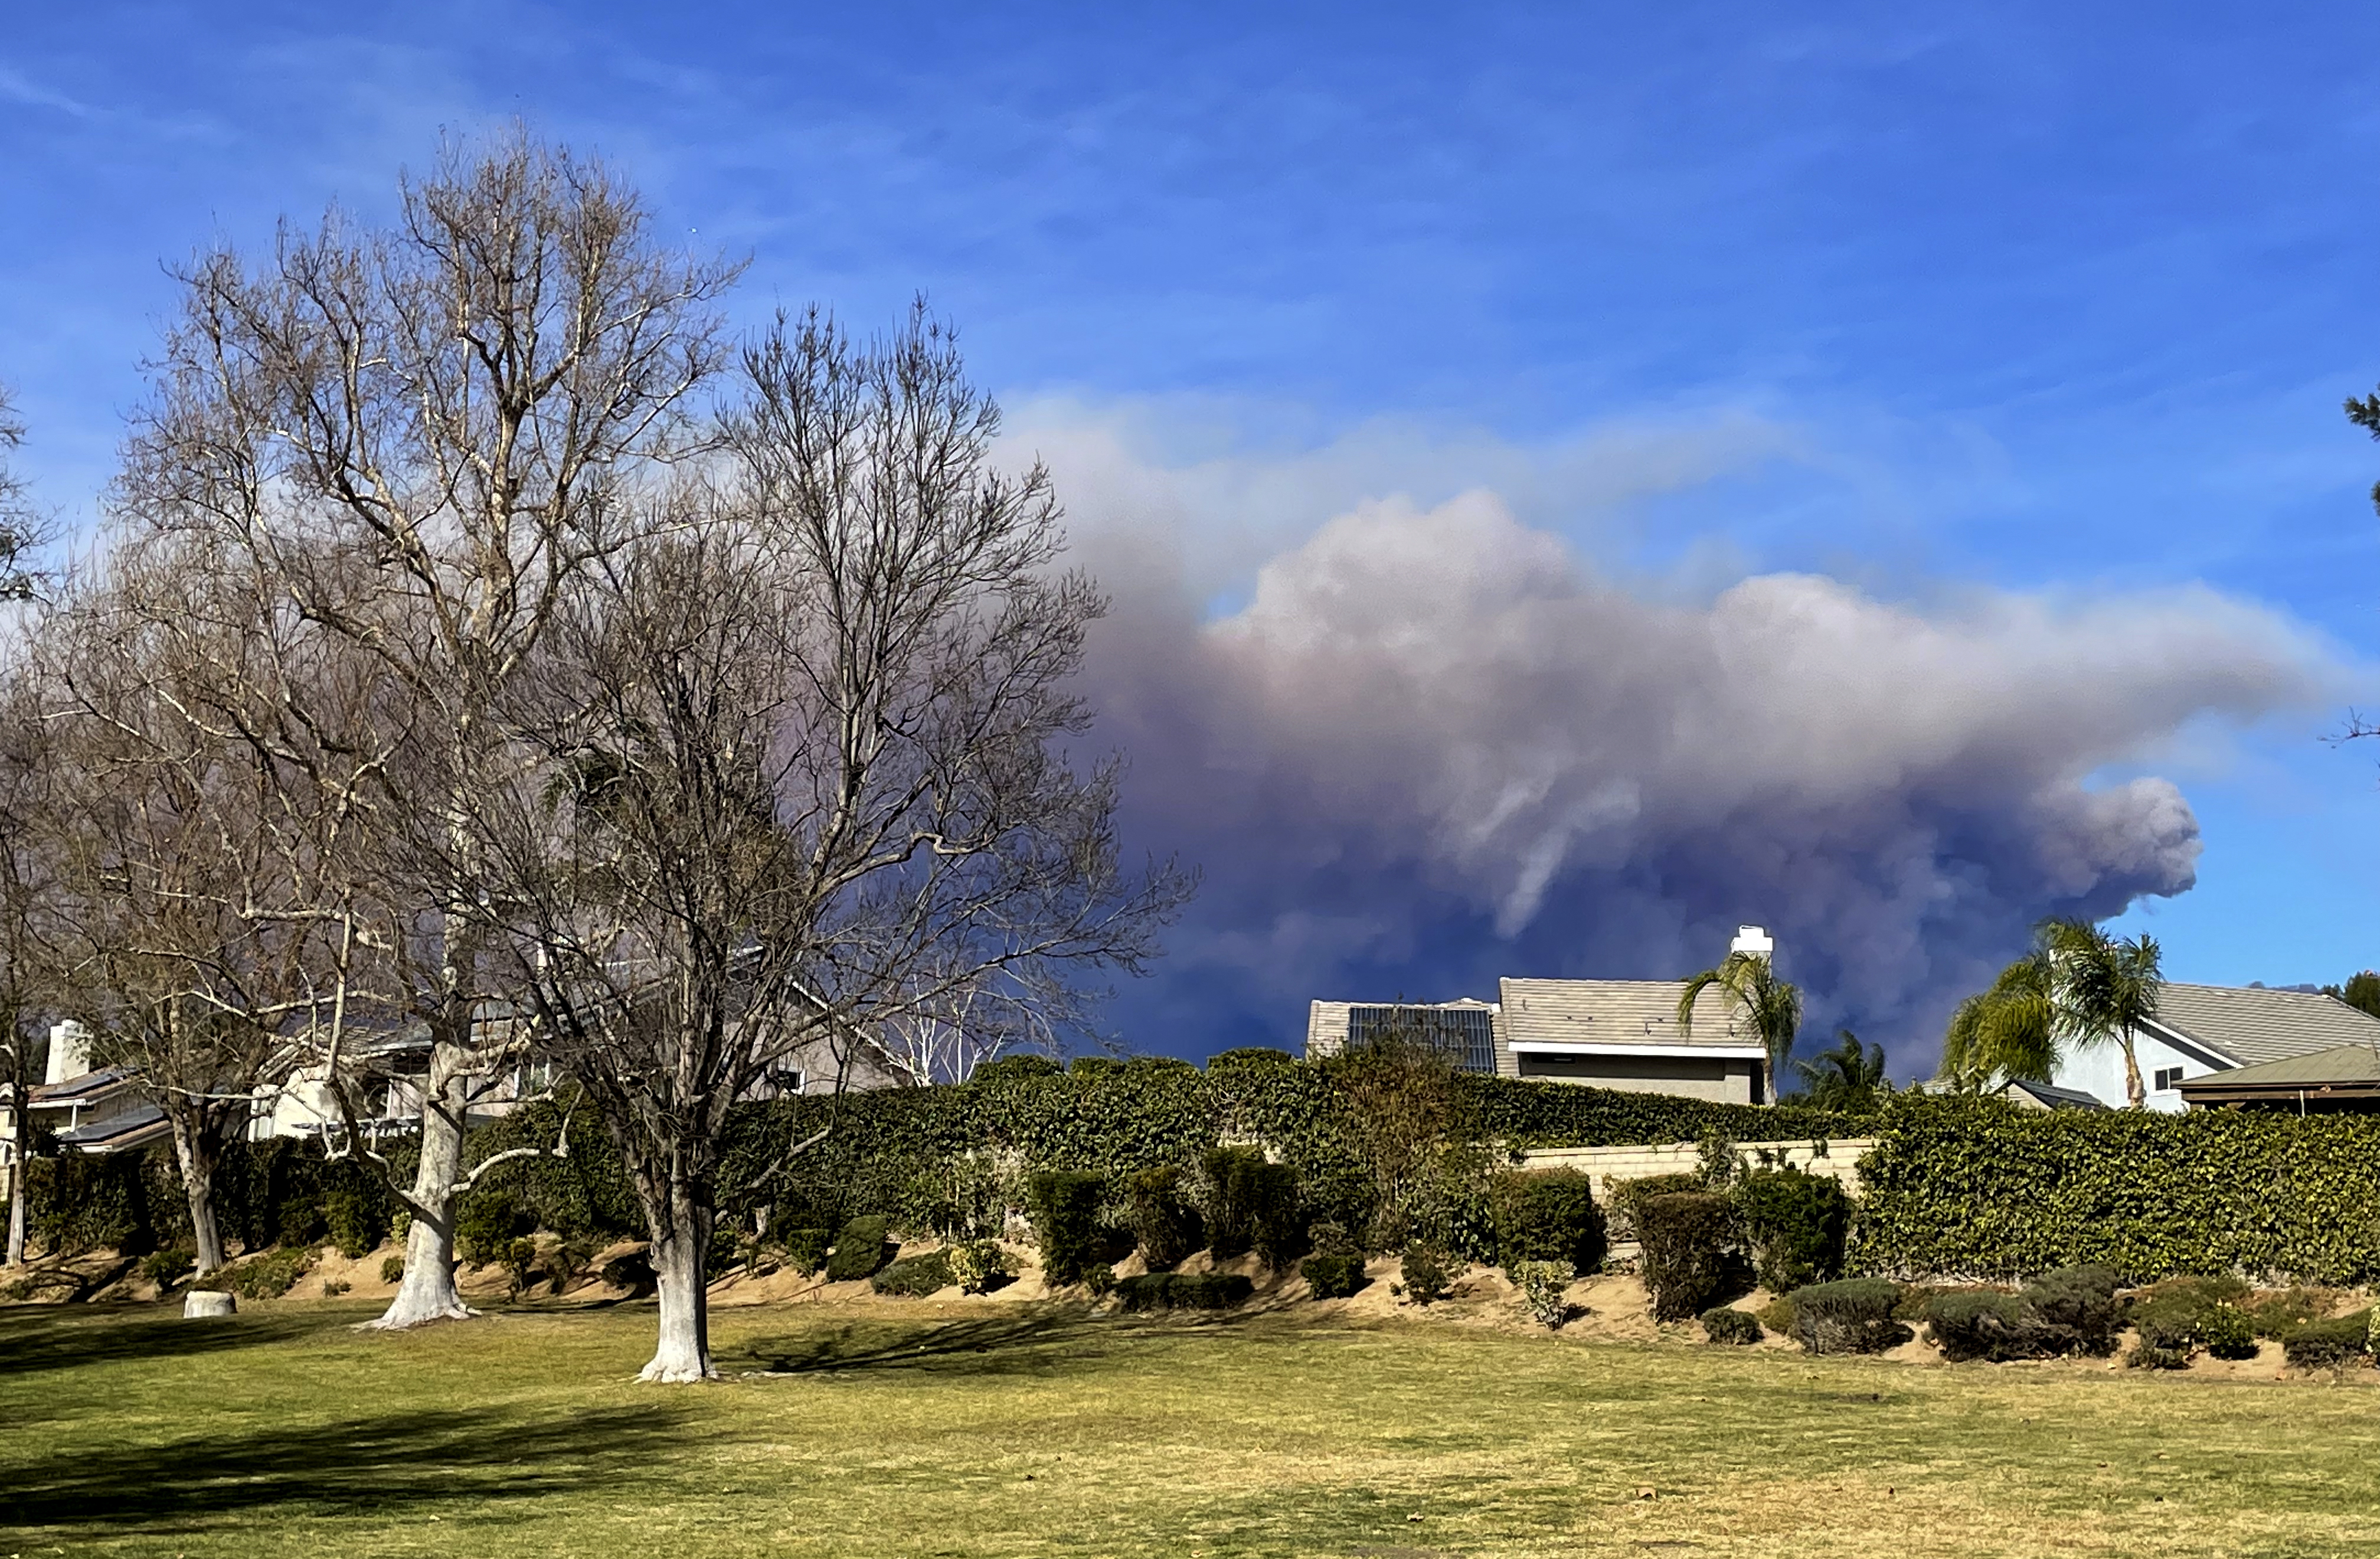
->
[2042, 917, 2163, 1109]
[1936, 919, 2163, 1107]
[1793, 1029, 1890, 1112]
[1678, 950, 1802, 1104]
[1938, 952, 2056, 1093]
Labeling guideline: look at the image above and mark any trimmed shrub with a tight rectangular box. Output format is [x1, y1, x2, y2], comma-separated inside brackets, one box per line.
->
[218, 1246, 316, 1300]
[1637, 1191, 1738, 1322]
[1248, 1161, 1304, 1270]
[780, 1225, 833, 1277]
[325, 1183, 387, 1260]
[872, 1250, 957, 1297]
[2127, 1339, 2193, 1370]
[1395, 1241, 1457, 1305]
[2130, 1276, 2244, 1355]
[1731, 1169, 1850, 1293]
[1300, 1253, 1368, 1299]
[1790, 1277, 1911, 1355]
[2281, 1312, 2374, 1371]
[1701, 1306, 1764, 1345]
[1306, 1220, 1361, 1259]
[2202, 1303, 2260, 1361]
[380, 1253, 406, 1285]
[600, 1250, 656, 1293]
[1512, 1259, 1576, 1329]
[2022, 1265, 2122, 1356]
[947, 1239, 1011, 1295]
[1199, 1146, 1265, 1258]
[1755, 1295, 1796, 1335]
[1026, 1170, 1106, 1286]
[1489, 1169, 1607, 1279]
[823, 1216, 895, 1282]
[1126, 1165, 1204, 1272]
[1111, 1272, 1254, 1312]
[2243, 1286, 2335, 1339]
[1605, 1172, 1705, 1242]
[140, 1247, 194, 1291]
[1084, 1263, 1117, 1297]
[1925, 1290, 2049, 1362]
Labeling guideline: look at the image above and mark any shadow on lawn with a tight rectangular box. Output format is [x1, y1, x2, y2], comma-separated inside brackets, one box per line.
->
[720, 1306, 1264, 1377]
[5, 1403, 684, 1531]
[0, 1303, 345, 1380]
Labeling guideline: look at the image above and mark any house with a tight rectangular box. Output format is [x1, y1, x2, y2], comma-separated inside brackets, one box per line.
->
[1999, 1077, 2108, 1112]
[2175, 1043, 2380, 1113]
[1304, 927, 1780, 1105]
[2048, 983, 2380, 1113]
[20, 1024, 170, 1154]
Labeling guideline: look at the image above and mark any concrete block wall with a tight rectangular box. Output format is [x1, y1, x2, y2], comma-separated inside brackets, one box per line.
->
[1515, 1138, 1876, 1201]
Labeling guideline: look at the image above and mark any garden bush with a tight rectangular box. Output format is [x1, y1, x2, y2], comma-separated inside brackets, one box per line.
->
[1026, 1169, 1106, 1285]
[324, 1182, 387, 1260]
[2130, 1276, 2248, 1355]
[2281, 1312, 2374, 1371]
[1701, 1306, 1763, 1345]
[380, 1253, 406, 1285]
[1604, 1172, 1705, 1242]
[1125, 1165, 1204, 1272]
[1512, 1259, 1575, 1329]
[1789, 1277, 1911, 1355]
[1636, 1191, 1738, 1322]
[2242, 1286, 2335, 1338]
[947, 1238, 1010, 1295]
[1731, 1168, 1849, 1293]
[1111, 1272, 1254, 1312]
[1489, 1169, 1606, 1278]
[1198, 1147, 1300, 1266]
[1755, 1295, 1796, 1335]
[780, 1225, 833, 1277]
[217, 1246, 316, 1300]
[2021, 1265, 2122, 1355]
[871, 1250, 957, 1296]
[823, 1216, 895, 1282]
[1924, 1290, 2049, 1362]
[1084, 1263, 1117, 1296]
[2202, 1303, 2260, 1360]
[139, 1246, 194, 1291]
[1395, 1241, 1457, 1305]
[1300, 1253, 1368, 1298]
[600, 1250, 656, 1293]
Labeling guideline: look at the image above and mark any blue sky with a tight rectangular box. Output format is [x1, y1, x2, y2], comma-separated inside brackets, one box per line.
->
[5, 2, 2380, 1055]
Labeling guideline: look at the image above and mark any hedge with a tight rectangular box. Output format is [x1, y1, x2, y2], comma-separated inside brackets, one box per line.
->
[1853, 1097, 2380, 1283]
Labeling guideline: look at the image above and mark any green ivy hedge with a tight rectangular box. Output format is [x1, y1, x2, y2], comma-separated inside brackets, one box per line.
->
[1854, 1097, 2380, 1284]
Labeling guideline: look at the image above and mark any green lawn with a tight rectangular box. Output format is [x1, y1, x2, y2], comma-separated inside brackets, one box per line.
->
[3, 1297, 2376, 1557]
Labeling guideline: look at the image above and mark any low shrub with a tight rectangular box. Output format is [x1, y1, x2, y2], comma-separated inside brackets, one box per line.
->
[780, 1225, 833, 1277]
[1026, 1170, 1106, 1286]
[1200, 1146, 1266, 1259]
[1306, 1220, 1361, 1259]
[2022, 1265, 2122, 1356]
[600, 1250, 656, 1293]
[2242, 1286, 2335, 1339]
[947, 1239, 1011, 1295]
[1790, 1277, 1911, 1355]
[1512, 1259, 1576, 1329]
[1925, 1290, 2049, 1363]
[871, 1250, 957, 1296]
[218, 1246, 317, 1300]
[1111, 1272, 1254, 1312]
[2127, 1339, 2193, 1370]
[140, 1246, 194, 1290]
[2282, 1312, 2375, 1371]
[824, 1216, 896, 1282]
[1755, 1295, 1796, 1335]
[1701, 1306, 1763, 1345]
[321, 1277, 351, 1297]
[324, 1184, 387, 1260]
[1395, 1241, 1457, 1305]
[1084, 1262, 1117, 1297]
[1246, 1161, 1304, 1270]
[1489, 1169, 1607, 1279]
[1604, 1172, 1704, 1241]
[1636, 1191, 1738, 1322]
[2129, 1275, 2248, 1355]
[1125, 1166, 1204, 1272]
[380, 1253, 406, 1285]
[548, 1237, 598, 1295]
[2202, 1303, 2260, 1361]
[1730, 1169, 1849, 1293]
[1300, 1253, 1368, 1299]
[503, 1236, 541, 1297]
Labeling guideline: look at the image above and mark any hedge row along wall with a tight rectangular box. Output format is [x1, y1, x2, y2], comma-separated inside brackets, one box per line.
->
[27, 1055, 1846, 1260]
[1853, 1098, 2380, 1285]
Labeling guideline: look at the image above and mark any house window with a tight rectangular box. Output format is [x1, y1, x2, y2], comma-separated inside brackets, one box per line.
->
[2153, 1066, 2185, 1091]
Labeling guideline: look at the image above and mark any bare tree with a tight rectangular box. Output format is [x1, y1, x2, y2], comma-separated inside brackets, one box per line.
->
[478, 309, 1190, 1380]
[116, 130, 740, 1325]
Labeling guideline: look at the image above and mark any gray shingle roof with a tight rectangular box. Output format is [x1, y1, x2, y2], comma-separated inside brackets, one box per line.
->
[2147, 983, 2380, 1067]
[1497, 978, 1760, 1049]
[2177, 1042, 2380, 1091]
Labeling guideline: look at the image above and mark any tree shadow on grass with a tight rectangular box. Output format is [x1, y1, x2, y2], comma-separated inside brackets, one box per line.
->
[0, 1303, 348, 1380]
[5, 1403, 684, 1534]
[719, 1305, 1270, 1377]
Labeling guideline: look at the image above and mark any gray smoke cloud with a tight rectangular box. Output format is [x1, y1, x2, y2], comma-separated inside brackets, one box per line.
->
[1021, 406, 2343, 1073]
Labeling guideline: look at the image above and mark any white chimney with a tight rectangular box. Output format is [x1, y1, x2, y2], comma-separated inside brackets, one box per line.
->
[1730, 925, 1774, 959]
[45, 1020, 90, 1086]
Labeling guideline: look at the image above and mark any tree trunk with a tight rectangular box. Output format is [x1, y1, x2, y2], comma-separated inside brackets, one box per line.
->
[167, 1109, 227, 1276]
[2120, 1033, 2145, 1110]
[640, 1172, 715, 1383]
[369, 1034, 475, 1328]
[4, 1077, 24, 1267]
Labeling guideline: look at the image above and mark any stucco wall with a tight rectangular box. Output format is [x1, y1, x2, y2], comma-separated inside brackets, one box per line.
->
[2050, 1026, 2205, 1112]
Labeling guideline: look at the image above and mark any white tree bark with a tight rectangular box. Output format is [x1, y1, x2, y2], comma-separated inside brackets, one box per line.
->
[639, 1177, 714, 1382]
[167, 1112, 227, 1277]
[368, 1037, 475, 1328]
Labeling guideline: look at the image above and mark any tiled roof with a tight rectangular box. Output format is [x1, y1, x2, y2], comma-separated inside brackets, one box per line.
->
[2178, 1042, 2380, 1091]
[2004, 1078, 2110, 1111]
[1497, 978, 1758, 1049]
[28, 1067, 138, 1106]
[2147, 983, 2380, 1067]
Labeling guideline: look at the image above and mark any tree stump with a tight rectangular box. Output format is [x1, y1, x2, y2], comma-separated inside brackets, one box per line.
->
[184, 1290, 236, 1318]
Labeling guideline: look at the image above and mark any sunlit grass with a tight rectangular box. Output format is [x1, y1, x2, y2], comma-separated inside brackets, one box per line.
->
[2, 1296, 2376, 1557]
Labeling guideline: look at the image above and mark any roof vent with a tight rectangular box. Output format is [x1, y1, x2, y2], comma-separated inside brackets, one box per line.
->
[1730, 924, 1774, 959]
